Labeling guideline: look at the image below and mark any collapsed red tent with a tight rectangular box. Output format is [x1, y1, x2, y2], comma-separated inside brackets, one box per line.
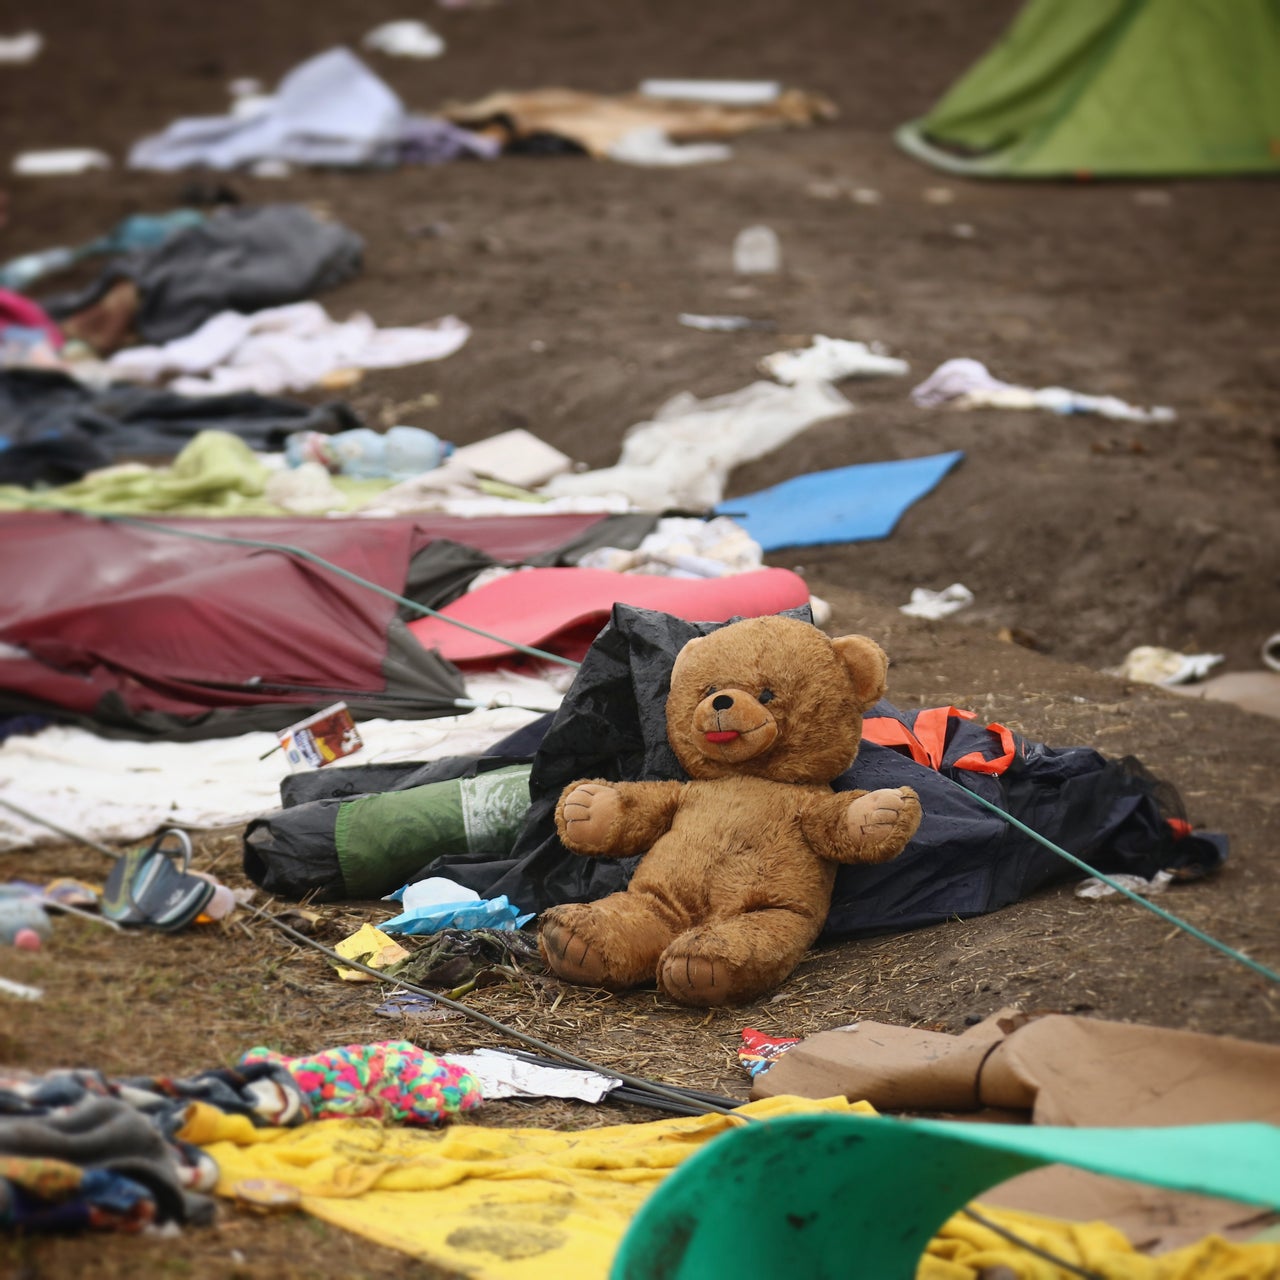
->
[0, 509, 629, 737]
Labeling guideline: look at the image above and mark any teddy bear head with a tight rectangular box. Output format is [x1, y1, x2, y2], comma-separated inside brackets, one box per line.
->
[665, 614, 889, 785]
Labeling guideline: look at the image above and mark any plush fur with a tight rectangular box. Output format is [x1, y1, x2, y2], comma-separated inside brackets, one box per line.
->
[538, 615, 922, 1007]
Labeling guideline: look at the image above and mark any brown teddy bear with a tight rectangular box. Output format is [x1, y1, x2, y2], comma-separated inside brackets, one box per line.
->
[538, 614, 922, 1007]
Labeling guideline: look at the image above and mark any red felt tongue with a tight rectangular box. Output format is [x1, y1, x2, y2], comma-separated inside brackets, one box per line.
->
[705, 730, 740, 743]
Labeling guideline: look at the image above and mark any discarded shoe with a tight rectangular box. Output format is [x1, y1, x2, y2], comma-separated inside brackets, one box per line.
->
[102, 829, 216, 931]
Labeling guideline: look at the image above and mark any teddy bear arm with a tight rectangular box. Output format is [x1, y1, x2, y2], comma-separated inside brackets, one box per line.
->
[555, 779, 683, 856]
[800, 787, 922, 865]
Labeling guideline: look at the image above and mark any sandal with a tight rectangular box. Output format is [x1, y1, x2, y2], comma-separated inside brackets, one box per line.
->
[102, 830, 216, 932]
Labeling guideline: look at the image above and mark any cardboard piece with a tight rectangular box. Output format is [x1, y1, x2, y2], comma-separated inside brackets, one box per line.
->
[752, 1010, 1280, 1249]
[449, 429, 572, 490]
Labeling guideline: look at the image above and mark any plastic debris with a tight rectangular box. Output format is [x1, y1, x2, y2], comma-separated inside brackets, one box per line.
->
[374, 992, 463, 1025]
[760, 335, 909, 384]
[733, 225, 781, 274]
[1112, 646, 1225, 686]
[232, 1178, 302, 1215]
[1076, 870, 1173, 900]
[639, 79, 780, 106]
[286, 426, 452, 481]
[0, 32, 42, 64]
[12, 149, 111, 176]
[912, 357, 1176, 423]
[1263, 633, 1280, 674]
[0, 976, 42, 1000]
[678, 313, 773, 333]
[899, 582, 975, 620]
[379, 889, 534, 936]
[739, 1027, 801, 1078]
[362, 20, 445, 59]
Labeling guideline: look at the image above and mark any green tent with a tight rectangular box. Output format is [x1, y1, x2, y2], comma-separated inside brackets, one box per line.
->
[896, 0, 1280, 178]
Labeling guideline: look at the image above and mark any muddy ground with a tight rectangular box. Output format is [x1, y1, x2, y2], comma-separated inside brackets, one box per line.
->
[1, 0, 1278, 1275]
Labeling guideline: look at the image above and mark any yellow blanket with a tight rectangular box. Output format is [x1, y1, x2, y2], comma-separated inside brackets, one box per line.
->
[187, 1096, 1280, 1279]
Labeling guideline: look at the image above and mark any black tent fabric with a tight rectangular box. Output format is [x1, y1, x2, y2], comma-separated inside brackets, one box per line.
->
[242, 605, 1226, 938]
[0, 367, 360, 487]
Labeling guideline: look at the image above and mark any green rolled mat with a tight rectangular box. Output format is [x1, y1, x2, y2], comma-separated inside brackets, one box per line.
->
[335, 765, 533, 899]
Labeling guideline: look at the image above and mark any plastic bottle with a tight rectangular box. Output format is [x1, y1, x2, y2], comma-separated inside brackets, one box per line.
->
[285, 426, 453, 481]
[0, 888, 52, 946]
[733, 225, 781, 275]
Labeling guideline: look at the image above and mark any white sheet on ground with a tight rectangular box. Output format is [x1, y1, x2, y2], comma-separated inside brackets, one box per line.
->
[0, 670, 561, 852]
[108, 302, 469, 396]
[539, 379, 853, 510]
[129, 47, 406, 171]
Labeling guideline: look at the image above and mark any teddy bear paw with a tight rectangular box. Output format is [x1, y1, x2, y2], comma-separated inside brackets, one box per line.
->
[845, 786, 922, 862]
[658, 948, 734, 1008]
[557, 782, 623, 853]
[539, 912, 611, 987]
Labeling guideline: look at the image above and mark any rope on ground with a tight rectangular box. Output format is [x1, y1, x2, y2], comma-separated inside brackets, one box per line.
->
[947, 778, 1280, 986]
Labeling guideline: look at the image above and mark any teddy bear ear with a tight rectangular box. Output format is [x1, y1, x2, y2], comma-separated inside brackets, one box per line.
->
[830, 634, 889, 712]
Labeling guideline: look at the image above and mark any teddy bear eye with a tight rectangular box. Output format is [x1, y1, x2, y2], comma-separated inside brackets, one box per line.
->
[759, 688, 775, 704]
[705, 686, 718, 696]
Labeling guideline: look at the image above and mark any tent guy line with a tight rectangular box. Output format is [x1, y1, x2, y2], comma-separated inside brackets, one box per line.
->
[953, 783, 1280, 987]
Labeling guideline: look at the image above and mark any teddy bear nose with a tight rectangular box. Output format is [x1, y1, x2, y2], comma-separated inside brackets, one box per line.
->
[711, 694, 734, 711]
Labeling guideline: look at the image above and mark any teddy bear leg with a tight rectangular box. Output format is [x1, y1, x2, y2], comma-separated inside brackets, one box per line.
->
[539, 893, 679, 992]
[657, 910, 821, 1008]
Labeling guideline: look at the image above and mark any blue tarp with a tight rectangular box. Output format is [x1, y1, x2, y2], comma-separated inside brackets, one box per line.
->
[718, 450, 964, 550]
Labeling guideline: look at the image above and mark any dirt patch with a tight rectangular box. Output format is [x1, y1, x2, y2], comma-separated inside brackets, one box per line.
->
[2, 0, 1279, 1273]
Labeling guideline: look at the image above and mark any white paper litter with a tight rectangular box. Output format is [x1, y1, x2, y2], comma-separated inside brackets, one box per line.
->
[362, 20, 445, 59]
[678, 314, 767, 333]
[0, 976, 43, 1001]
[449, 429, 573, 489]
[1112, 646, 1225, 686]
[899, 582, 975, 620]
[12, 149, 110, 176]
[760, 336, 909, 385]
[0, 32, 42, 64]
[1075, 870, 1173, 900]
[447, 1048, 620, 1103]
[639, 79, 780, 105]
